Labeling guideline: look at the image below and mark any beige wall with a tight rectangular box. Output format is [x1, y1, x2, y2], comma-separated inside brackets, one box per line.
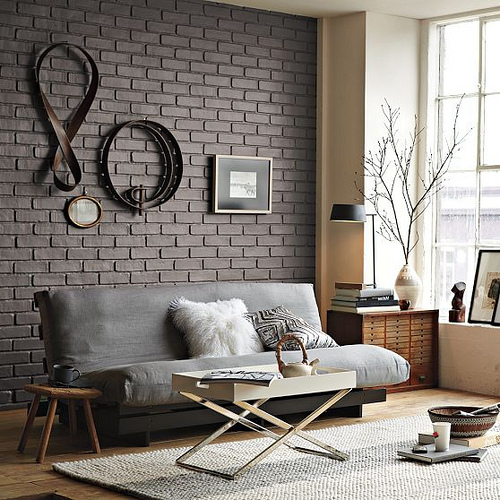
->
[439, 323, 500, 396]
[364, 12, 421, 288]
[316, 13, 367, 325]
[316, 12, 421, 325]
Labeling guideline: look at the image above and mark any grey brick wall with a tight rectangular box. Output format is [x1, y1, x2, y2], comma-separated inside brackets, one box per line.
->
[0, 0, 317, 408]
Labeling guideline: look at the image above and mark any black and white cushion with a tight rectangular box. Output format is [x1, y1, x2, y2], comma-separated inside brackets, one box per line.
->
[245, 305, 338, 350]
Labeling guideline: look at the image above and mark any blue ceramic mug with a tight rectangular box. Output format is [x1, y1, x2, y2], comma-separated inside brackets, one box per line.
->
[53, 364, 80, 385]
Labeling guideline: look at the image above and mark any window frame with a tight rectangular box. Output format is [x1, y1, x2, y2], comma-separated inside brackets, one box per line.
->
[422, 11, 500, 315]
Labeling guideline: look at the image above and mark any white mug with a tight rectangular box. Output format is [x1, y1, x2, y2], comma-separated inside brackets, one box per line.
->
[433, 422, 451, 452]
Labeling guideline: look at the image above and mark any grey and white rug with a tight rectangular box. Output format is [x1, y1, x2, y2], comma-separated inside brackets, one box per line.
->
[53, 414, 500, 500]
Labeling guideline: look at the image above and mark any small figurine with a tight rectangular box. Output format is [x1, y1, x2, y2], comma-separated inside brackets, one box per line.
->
[449, 281, 466, 322]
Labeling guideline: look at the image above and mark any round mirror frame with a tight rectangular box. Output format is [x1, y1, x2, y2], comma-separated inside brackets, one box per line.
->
[65, 194, 103, 228]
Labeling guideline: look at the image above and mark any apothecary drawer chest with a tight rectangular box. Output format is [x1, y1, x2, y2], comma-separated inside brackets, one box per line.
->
[327, 308, 438, 392]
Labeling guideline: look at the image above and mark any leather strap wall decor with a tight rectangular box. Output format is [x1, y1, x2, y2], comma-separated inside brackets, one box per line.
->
[101, 120, 183, 215]
[35, 43, 99, 192]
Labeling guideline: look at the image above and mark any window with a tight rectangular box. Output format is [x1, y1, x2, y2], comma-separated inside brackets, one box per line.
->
[430, 15, 500, 314]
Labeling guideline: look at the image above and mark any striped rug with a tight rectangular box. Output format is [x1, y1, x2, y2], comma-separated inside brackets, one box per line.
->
[53, 414, 500, 500]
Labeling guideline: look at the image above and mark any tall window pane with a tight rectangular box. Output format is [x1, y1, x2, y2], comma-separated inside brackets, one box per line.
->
[479, 170, 500, 242]
[438, 97, 477, 171]
[484, 19, 500, 92]
[439, 21, 479, 96]
[436, 172, 476, 244]
[483, 95, 500, 166]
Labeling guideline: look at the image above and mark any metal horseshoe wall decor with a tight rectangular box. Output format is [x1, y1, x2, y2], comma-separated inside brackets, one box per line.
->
[35, 42, 99, 192]
[101, 120, 183, 215]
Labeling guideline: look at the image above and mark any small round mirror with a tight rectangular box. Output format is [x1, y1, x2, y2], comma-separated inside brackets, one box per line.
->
[65, 195, 103, 228]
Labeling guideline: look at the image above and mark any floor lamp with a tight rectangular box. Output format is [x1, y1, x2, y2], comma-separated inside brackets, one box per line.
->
[330, 203, 377, 288]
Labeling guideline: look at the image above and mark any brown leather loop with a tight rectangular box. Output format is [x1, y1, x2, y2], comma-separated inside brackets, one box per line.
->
[35, 43, 99, 192]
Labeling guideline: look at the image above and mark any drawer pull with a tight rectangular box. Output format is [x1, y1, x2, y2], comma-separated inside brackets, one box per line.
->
[419, 374, 426, 382]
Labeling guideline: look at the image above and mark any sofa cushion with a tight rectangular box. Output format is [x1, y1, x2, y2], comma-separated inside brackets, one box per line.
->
[80, 344, 410, 407]
[36, 282, 321, 377]
[168, 297, 263, 357]
[246, 305, 338, 350]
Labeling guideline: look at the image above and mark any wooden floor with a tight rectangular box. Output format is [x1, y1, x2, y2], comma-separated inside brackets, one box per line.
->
[0, 388, 498, 499]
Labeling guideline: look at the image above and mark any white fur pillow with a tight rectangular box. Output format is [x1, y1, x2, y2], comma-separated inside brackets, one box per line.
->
[168, 297, 264, 358]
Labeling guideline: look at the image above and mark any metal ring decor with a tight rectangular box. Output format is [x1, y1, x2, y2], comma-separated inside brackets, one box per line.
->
[101, 120, 183, 214]
[35, 43, 99, 192]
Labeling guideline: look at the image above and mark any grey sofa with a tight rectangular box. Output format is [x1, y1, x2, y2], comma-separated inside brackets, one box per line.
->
[35, 282, 409, 444]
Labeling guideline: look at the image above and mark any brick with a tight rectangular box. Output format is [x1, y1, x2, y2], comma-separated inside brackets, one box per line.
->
[189, 247, 216, 258]
[160, 271, 188, 283]
[217, 269, 244, 281]
[244, 269, 270, 280]
[0, 326, 31, 339]
[99, 273, 130, 285]
[14, 363, 44, 376]
[188, 270, 216, 282]
[13, 338, 43, 351]
[99, 248, 130, 260]
[218, 247, 244, 258]
[145, 259, 173, 271]
[0, 376, 32, 392]
[0, 352, 29, 365]
[131, 271, 159, 284]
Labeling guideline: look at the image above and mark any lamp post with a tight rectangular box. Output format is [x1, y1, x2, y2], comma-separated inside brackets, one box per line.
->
[330, 203, 377, 288]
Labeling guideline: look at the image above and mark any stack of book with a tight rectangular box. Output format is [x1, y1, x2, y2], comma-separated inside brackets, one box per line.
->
[331, 282, 400, 313]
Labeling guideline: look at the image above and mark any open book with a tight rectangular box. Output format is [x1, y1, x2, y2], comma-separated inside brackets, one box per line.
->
[200, 369, 283, 386]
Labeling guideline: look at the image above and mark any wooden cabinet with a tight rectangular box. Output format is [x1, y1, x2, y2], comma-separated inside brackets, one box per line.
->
[327, 308, 439, 392]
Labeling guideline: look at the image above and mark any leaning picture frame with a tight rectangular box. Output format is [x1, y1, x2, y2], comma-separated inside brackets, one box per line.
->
[468, 249, 500, 324]
[492, 296, 500, 327]
[213, 155, 272, 214]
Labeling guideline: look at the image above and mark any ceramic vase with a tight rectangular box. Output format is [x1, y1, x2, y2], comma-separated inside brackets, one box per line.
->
[394, 264, 422, 309]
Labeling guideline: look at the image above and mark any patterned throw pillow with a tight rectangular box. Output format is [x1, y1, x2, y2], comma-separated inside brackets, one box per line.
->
[245, 305, 338, 350]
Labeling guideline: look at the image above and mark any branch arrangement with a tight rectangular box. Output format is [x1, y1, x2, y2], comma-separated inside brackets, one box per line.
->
[357, 99, 466, 264]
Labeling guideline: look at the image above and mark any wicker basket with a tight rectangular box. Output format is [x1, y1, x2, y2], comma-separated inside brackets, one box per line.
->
[428, 406, 498, 438]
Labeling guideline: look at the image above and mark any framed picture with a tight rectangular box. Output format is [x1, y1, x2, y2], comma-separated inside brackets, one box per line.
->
[492, 296, 500, 326]
[213, 155, 272, 214]
[468, 249, 500, 323]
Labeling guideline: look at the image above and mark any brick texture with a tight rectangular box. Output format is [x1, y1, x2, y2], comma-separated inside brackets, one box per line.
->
[0, 0, 317, 408]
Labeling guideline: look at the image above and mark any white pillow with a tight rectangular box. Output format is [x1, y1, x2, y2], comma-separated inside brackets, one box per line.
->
[168, 297, 264, 358]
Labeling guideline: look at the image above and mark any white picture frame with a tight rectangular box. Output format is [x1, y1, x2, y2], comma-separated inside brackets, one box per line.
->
[213, 155, 272, 214]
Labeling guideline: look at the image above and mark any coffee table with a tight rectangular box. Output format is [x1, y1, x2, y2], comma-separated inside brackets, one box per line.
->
[172, 364, 356, 479]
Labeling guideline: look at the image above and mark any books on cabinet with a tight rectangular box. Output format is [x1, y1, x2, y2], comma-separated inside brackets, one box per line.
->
[331, 282, 399, 313]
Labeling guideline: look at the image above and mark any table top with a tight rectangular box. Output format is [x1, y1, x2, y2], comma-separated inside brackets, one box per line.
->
[172, 364, 356, 402]
[23, 384, 102, 399]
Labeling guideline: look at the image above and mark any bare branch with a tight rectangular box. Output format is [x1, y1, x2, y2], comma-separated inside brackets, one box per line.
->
[359, 98, 465, 264]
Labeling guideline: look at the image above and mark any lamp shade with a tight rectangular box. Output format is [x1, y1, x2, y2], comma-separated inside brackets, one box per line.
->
[330, 203, 366, 223]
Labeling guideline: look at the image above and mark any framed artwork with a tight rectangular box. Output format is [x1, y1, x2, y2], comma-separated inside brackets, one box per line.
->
[213, 155, 272, 214]
[492, 295, 500, 327]
[65, 194, 103, 228]
[468, 249, 500, 323]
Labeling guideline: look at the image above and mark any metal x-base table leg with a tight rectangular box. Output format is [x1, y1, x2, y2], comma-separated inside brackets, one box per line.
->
[176, 388, 352, 480]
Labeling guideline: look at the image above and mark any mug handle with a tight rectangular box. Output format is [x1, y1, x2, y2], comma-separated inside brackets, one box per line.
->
[72, 368, 81, 382]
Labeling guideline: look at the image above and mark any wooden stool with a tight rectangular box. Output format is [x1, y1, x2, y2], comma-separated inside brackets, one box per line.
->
[17, 384, 102, 463]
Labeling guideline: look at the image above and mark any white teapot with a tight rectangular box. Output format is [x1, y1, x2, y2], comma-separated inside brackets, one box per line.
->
[276, 334, 320, 378]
